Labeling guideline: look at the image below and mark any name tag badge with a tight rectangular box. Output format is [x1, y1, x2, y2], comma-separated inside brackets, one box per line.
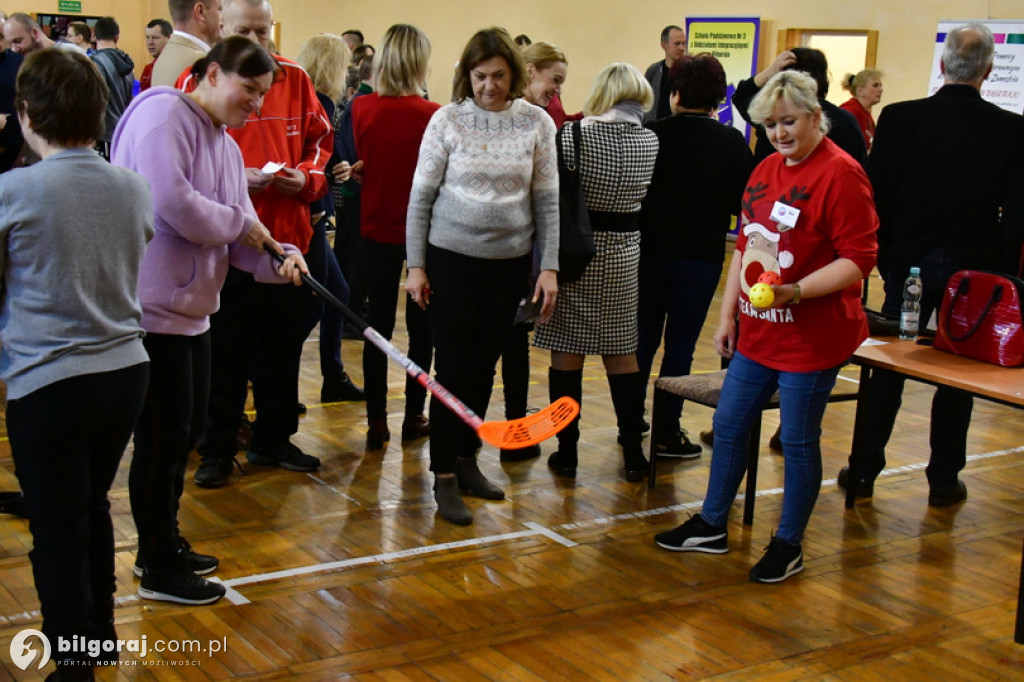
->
[772, 201, 800, 230]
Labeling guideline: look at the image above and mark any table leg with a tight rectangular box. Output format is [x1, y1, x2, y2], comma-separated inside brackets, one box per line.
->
[743, 417, 762, 525]
[1016, 535, 1024, 644]
[648, 388, 661, 489]
[847, 365, 872, 509]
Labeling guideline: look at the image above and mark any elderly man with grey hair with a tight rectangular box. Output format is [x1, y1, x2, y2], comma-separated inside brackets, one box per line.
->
[841, 23, 1024, 507]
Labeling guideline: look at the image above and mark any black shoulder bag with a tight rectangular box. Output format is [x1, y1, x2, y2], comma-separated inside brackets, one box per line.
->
[556, 121, 595, 284]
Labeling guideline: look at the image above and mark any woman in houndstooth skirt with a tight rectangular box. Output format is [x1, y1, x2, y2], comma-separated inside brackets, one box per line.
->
[533, 62, 658, 482]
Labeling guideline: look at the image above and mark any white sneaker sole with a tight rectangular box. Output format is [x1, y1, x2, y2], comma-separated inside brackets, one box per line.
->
[138, 586, 225, 605]
[655, 534, 729, 554]
[751, 558, 804, 583]
[133, 563, 218, 578]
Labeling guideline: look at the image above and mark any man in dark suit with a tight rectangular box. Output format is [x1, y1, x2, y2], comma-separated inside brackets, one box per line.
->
[840, 22, 1024, 507]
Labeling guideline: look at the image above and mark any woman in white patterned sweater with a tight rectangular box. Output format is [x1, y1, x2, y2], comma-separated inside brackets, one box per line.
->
[405, 27, 559, 526]
[533, 63, 659, 482]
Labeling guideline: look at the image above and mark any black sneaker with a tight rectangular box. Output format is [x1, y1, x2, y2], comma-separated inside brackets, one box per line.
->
[134, 536, 218, 578]
[749, 535, 803, 583]
[138, 569, 226, 605]
[194, 455, 240, 488]
[247, 441, 321, 472]
[654, 514, 728, 553]
[654, 430, 703, 459]
[320, 372, 366, 403]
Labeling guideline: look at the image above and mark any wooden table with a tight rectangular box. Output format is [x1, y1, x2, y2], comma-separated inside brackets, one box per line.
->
[846, 338, 1024, 643]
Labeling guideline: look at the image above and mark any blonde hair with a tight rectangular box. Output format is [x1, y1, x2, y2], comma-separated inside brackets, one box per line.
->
[748, 70, 830, 134]
[295, 33, 350, 102]
[521, 41, 566, 70]
[842, 68, 882, 95]
[583, 62, 653, 116]
[375, 24, 431, 97]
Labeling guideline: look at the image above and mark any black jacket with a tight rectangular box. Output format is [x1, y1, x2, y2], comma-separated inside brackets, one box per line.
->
[732, 76, 868, 167]
[867, 83, 1024, 278]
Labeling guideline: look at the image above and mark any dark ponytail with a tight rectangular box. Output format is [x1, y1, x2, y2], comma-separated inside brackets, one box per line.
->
[191, 35, 280, 84]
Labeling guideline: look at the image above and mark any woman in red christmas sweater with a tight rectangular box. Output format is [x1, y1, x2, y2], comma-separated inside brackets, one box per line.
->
[654, 71, 878, 583]
[350, 23, 438, 450]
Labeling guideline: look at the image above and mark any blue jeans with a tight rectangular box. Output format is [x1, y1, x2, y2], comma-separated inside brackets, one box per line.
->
[701, 351, 841, 545]
[637, 256, 722, 433]
[303, 215, 351, 380]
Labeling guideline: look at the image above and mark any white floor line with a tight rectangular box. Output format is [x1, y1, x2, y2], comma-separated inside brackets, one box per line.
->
[554, 445, 1024, 532]
[3, 447, 1019, 627]
[210, 577, 251, 606]
[522, 521, 578, 548]
[307, 473, 362, 504]
[223, 524, 553, 589]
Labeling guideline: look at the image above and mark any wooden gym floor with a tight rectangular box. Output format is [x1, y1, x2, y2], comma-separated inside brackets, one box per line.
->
[0, 249, 1022, 680]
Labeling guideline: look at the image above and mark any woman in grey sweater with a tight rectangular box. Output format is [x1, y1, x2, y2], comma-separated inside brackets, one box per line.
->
[0, 48, 152, 676]
[405, 27, 559, 525]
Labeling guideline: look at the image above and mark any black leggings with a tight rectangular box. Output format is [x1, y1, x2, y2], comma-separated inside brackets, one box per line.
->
[130, 332, 210, 568]
[9, 363, 148, 657]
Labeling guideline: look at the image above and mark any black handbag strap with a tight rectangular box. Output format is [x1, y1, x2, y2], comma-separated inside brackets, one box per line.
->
[558, 121, 582, 174]
[944, 276, 1004, 342]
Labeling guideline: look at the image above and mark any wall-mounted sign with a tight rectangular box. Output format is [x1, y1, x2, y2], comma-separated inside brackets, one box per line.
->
[57, 1, 82, 13]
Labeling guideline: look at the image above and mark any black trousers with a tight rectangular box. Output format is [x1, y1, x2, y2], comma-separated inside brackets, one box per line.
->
[334, 193, 367, 319]
[130, 332, 209, 567]
[9, 363, 148, 658]
[427, 246, 529, 473]
[855, 246, 972, 488]
[201, 267, 310, 456]
[361, 237, 433, 420]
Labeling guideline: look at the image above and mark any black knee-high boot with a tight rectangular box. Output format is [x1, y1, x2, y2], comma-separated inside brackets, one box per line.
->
[547, 367, 582, 477]
[608, 371, 649, 482]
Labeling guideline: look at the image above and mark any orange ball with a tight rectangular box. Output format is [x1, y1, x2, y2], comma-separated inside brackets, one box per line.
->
[757, 271, 783, 287]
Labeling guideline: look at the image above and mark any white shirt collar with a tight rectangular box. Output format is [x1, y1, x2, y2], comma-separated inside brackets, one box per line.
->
[172, 30, 211, 52]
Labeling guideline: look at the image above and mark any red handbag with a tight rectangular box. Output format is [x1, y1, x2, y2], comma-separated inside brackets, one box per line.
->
[933, 270, 1024, 366]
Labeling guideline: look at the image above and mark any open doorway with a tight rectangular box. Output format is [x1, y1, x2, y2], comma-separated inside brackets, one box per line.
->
[778, 29, 878, 105]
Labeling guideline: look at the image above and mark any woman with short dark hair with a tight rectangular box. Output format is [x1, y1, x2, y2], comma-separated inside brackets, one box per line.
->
[113, 36, 306, 607]
[637, 54, 754, 458]
[0, 47, 151, 676]
[405, 27, 559, 525]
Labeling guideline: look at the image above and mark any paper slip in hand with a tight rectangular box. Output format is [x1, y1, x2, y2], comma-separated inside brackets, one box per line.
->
[260, 162, 286, 175]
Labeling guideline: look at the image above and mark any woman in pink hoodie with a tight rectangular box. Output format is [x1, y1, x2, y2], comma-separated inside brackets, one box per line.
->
[111, 36, 306, 608]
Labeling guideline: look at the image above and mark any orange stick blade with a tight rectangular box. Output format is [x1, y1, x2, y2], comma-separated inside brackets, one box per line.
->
[475, 397, 580, 449]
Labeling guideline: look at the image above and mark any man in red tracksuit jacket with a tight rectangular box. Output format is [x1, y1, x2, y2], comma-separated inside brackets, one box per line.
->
[193, 0, 333, 487]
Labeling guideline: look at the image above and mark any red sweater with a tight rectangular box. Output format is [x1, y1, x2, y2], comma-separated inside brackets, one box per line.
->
[736, 137, 878, 372]
[840, 97, 876, 151]
[352, 93, 440, 244]
[139, 61, 154, 92]
[179, 56, 332, 253]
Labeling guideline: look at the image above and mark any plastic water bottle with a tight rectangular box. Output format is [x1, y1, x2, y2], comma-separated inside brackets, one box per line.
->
[899, 267, 922, 340]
